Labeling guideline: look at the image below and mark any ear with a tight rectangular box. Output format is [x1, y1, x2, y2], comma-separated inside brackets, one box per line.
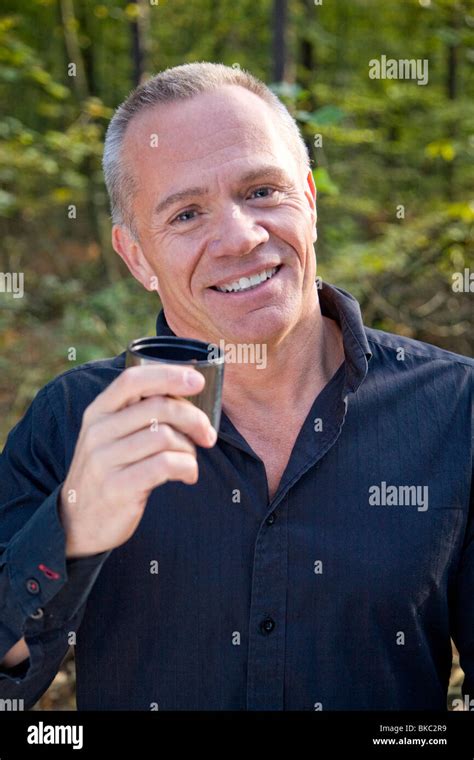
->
[112, 224, 160, 293]
[304, 169, 317, 243]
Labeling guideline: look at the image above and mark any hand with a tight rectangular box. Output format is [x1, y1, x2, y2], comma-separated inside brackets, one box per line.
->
[59, 365, 216, 558]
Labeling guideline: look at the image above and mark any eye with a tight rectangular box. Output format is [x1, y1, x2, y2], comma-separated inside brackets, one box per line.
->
[172, 208, 198, 224]
[248, 186, 277, 199]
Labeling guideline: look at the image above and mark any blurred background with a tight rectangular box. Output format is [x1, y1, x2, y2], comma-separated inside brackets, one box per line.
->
[0, 0, 472, 709]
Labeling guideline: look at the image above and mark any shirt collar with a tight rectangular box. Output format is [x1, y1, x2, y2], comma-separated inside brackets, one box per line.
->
[155, 280, 372, 397]
[317, 281, 372, 394]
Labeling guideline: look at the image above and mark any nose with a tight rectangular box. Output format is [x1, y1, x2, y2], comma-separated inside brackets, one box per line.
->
[207, 204, 269, 259]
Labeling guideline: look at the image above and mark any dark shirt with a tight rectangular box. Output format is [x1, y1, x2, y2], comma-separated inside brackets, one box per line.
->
[0, 282, 472, 710]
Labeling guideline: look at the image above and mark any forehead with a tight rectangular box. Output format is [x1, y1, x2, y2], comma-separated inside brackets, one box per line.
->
[122, 85, 295, 179]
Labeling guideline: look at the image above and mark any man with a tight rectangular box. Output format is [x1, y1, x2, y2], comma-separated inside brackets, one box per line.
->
[0, 62, 472, 711]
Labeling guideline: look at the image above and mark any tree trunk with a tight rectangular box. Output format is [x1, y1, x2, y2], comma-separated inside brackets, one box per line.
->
[445, 5, 459, 200]
[130, 0, 150, 87]
[59, 0, 89, 101]
[299, 0, 315, 78]
[272, 0, 287, 82]
[77, 2, 97, 96]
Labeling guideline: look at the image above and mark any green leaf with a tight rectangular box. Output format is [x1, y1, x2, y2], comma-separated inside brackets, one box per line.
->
[313, 167, 339, 195]
[309, 105, 345, 126]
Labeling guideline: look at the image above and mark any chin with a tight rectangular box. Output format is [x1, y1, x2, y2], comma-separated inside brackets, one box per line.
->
[216, 306, 293, 347]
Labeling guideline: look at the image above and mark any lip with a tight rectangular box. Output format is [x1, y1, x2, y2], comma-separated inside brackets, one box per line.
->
[208, 264, 283, 297]
[209, 264, 282, 290]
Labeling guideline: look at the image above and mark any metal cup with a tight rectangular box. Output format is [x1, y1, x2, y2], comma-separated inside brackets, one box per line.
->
[125, 336, 225, 431]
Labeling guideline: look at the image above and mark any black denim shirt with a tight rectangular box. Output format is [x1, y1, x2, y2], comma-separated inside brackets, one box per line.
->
[0, 282, 472, 710]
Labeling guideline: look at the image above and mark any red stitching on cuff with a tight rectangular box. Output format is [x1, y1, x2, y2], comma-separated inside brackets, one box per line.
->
[38, 563, 61, 580]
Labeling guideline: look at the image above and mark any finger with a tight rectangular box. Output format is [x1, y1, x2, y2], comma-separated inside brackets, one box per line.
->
[108, 423, 197, 467]
[101, 395, 214, 447]
[117, 450, 199, 491]
[89, 364, 205, 417]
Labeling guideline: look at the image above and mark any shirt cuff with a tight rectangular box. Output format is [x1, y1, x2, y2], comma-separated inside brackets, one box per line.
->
[1, 484, 111, 640]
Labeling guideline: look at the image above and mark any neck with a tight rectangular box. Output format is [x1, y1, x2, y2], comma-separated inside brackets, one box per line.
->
[221, 295, 345, 428]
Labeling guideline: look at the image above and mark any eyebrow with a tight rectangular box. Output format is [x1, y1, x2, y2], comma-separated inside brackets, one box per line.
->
[153, 165, 292, 218]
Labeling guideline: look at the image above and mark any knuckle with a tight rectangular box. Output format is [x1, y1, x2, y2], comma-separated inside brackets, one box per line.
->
[156, 450, 173, 471]
[83, 422, 102, 450]
[161, 396, 186, 425]
[120, 366, 138, 391]
[81, 402, 95, 425]
[156, 422, 174, 447]
[153, 451, 174, 483]
[188, 460, 199, 481]
[197, 410, 211, 434]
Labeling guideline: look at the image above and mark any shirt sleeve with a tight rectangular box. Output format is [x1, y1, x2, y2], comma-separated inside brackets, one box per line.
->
[451, 369, 474, 701]
[0, 383, 111, 708]
[451, 478, 474, 701]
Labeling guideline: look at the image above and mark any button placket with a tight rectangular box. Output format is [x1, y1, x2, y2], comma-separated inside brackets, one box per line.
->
[247, 495, 289, 710]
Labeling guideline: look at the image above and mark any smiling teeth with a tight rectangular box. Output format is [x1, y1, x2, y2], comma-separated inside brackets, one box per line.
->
[216, 266, 278, 293]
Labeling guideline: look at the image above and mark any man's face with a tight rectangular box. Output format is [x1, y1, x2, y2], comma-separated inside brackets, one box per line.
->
[115, 84, 317, 345]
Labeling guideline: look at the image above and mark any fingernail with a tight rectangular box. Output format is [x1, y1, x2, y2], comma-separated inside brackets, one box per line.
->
[185, 370, 203, 388]
[208, 426, 217, 445]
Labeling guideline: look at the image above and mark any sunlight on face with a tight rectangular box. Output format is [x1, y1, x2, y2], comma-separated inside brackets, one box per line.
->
[118, 85, 317, 345]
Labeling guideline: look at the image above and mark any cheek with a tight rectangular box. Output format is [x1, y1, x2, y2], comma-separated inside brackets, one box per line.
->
[153, 239, 200, 291]
[151, 230, 192, 264]
[269, 214, 311, 259]
[271, 203, 313, 241]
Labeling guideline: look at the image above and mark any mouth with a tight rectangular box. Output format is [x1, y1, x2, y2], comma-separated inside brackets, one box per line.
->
[209, 265, 282, 295]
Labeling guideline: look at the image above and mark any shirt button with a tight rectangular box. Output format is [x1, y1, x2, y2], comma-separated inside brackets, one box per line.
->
[30, 608, 44, 620]
[260, 617, 275, 634]
[26, 578, 40, 594]
[266, 512, 277, 525]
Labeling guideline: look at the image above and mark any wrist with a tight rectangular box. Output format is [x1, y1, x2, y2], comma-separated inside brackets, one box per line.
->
[58, 485, 86, 559]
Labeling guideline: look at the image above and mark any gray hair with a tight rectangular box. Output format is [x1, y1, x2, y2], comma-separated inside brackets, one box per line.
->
[102, 61, 311, 236]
